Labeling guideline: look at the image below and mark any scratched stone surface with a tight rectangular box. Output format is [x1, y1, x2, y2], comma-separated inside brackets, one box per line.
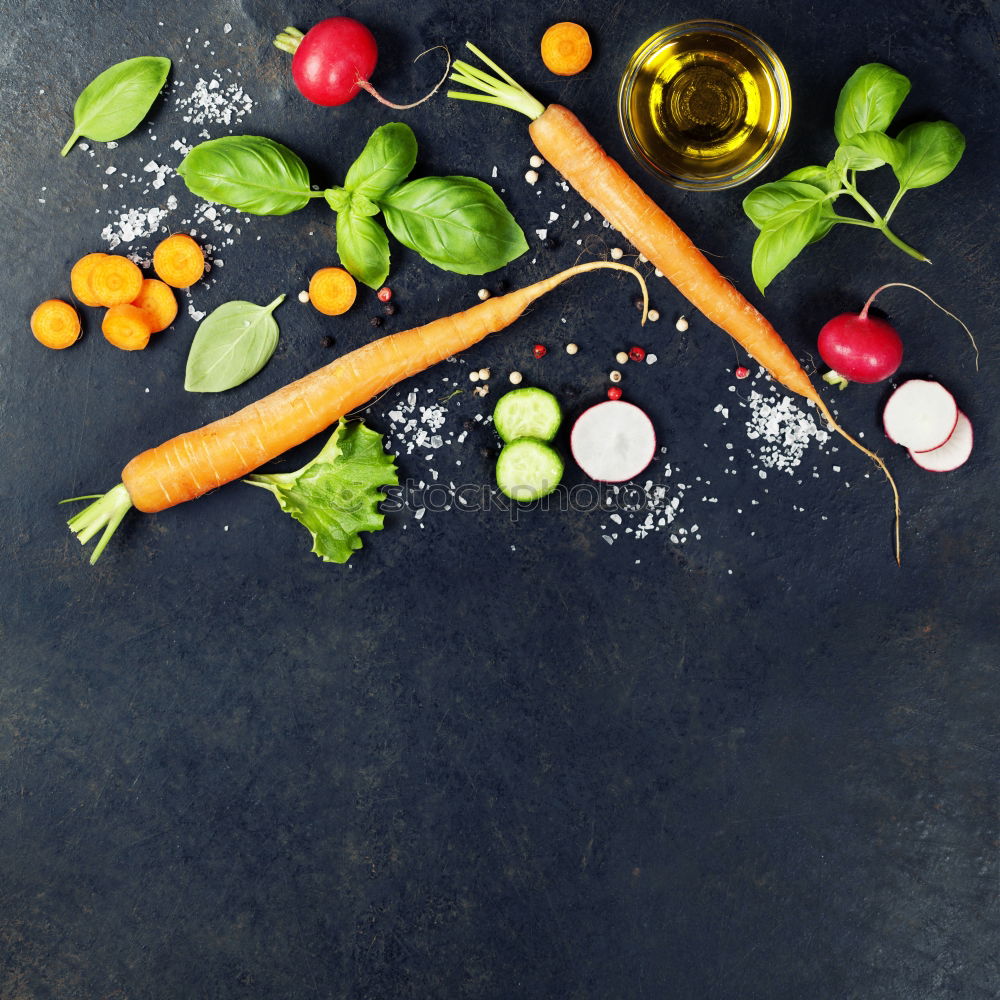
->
[0, 0, 998, 997]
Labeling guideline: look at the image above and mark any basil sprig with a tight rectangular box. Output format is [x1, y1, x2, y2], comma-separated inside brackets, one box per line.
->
[743, 63, 966, 292]
[177, 123, 527, 288]
[62, 56, 171, 157]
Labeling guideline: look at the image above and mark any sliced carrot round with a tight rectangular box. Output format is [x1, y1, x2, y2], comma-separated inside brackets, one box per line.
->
[308, 267, 357, 316]
[102, 304, 152, 351]
[90, 255, 144, 307]
[31, 299, 82, 349]
[70, 252, 109, 307]
[131, 278, 178, 333]
[153, 234, 205, 288]
[541, 22, 592, 76]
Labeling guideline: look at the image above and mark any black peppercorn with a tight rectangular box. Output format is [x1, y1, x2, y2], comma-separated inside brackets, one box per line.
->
[383, 302, 397, 316]
[320, 335, 335, 348]
[543, 236, 558, 250]
[370, 315, 383, 327]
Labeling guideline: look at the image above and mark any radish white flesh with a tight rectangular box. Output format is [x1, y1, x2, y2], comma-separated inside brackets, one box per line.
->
[570, 400, 656, 482]
[882, 380, 958, 452]
[909, 411, 973, 472]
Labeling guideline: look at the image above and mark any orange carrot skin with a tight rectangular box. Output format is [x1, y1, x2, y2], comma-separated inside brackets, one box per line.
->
[529, 105, 818, 403]
[123, 283, 554, 513]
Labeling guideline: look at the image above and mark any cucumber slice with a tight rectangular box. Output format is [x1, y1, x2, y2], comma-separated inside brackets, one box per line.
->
[496, 438, 563, 500]
[493, 388, 562, 443]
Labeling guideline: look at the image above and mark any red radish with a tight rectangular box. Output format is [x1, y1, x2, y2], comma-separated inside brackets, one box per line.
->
[909, 411, 973, 472]
[819, 313, 903, 385]
[571, 400, 656, 482]
[819, 282, 979, 389]
[882, 379, 958, 452]
[273, 18, 450, 109]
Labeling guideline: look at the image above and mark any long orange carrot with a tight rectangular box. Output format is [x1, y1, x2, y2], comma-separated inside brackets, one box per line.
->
[449, 43, 900, 562]
[64, 262, 647, 562]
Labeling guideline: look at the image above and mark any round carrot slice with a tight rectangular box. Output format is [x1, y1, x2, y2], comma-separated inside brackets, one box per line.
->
[90, 255, 145, 307]
[131, 278, 178, 333]
[309, 267, 357, 316]
[102, 304, 152, 351]
[70, 252, 108, 307]
[153, 234, 205, 288]
[31, 299, 82, 349]
[541, 22, 593, 76]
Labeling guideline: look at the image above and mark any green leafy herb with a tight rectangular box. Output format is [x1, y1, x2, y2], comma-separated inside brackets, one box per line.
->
[185, 295, 286, 393]
[61, 56, 171, 157]
[382, 176, 529, 275]
[892, 121, 966, 191]
[245, 421, 398, 563]
[176, 121, 526, 287]
[344, 122, 419, 201]
[833, 64, 910, 145]
[178, 137, 313, 215]
[336, 213, 391, 290]
[743, 63, 966, 291]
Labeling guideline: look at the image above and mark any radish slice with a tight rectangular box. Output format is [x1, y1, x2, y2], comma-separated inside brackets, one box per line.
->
[882, 379, 958, 451]
[570, 400, 656, 482]
[909, 411, 973, 471]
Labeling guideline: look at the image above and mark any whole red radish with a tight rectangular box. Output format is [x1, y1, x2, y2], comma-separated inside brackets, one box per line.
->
[818, 312, 903, 386]
[274, 18, 449, 109]
[819, 282, 978, 390]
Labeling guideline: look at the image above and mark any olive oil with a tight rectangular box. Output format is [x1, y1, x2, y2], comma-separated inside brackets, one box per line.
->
[618, 22, 790, 189]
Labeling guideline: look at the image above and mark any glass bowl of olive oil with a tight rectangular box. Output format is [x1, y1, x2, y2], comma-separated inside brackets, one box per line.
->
[617, 20, 791, 190]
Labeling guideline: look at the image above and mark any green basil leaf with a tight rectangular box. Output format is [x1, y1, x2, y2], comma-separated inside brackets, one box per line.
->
[783, 165, 839, 194]
[178, 136, 312, 215]
[185, 295, 285, 393]
[751, 203, 826, 293]
[834, 63, 911, 145]
[245, 420, 399, 564]
[892, 121, 966, 191]
[325, 187, 351, 214]
[62, 56, 171, 156]
[344, 122, 418, 201]
[381, 176, 528, 275]
[834, 131, 905, 173]
[350, 192, 381, 218]
[337, 213, 391, 289]
[742, 180, 828, 230]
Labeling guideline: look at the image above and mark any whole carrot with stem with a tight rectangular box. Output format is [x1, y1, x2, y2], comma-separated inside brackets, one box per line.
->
[449, 43, 901, 562]
[64, 261, 647, 563]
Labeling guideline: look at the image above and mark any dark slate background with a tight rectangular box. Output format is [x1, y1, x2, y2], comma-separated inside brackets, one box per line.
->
[1, 0, 998, 997]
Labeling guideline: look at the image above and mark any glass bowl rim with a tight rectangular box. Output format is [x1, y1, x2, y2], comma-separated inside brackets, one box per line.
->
[616, 19, 792, 191]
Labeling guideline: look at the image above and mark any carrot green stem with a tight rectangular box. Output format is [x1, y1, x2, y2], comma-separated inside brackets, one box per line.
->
[273, 26, 305, 56]
[62, 484, 133, 564]
[448, 43, 545, 121]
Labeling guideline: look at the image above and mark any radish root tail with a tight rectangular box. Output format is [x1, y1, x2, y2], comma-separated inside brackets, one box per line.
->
[861, 282, 979, 371]
[815, 398, 902, 566]
[357, 45, 452, 110]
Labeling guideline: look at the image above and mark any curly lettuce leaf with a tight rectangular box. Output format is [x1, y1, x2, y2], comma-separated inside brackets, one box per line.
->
[245, 421, 398, 563]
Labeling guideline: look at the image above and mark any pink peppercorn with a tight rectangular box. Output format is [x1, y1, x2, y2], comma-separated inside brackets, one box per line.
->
[607, 386, 622, 400]
[628, 346, 646, 363]
[532, 344, 547, 359]
[377, 287, 393, 303]
[735, 365, 750, 379]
